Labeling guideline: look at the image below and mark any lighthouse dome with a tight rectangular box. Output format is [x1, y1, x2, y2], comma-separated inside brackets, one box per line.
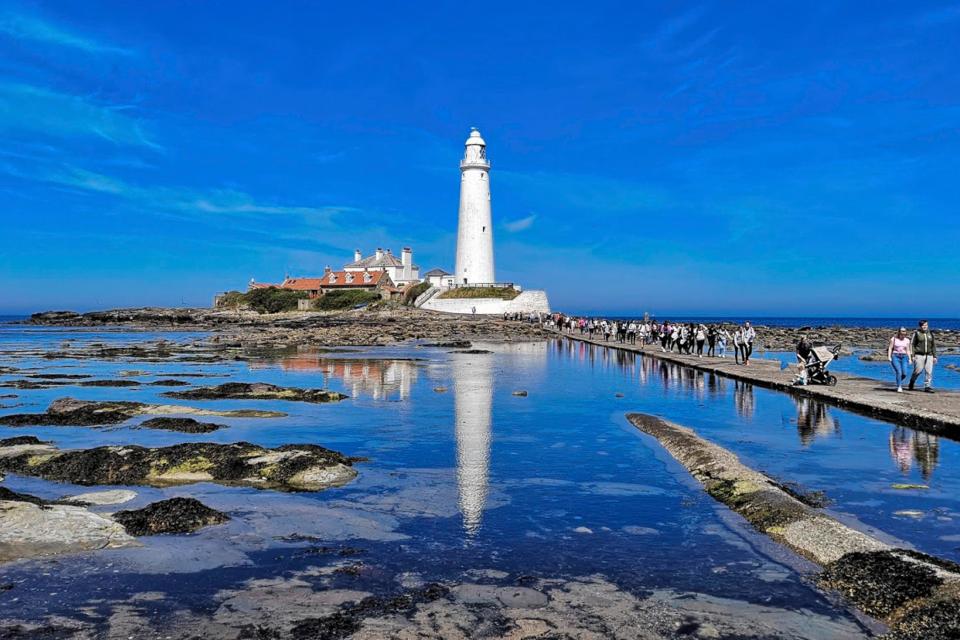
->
[465, 128, 486, 146]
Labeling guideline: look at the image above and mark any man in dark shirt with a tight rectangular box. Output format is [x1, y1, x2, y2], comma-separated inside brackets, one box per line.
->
[909, 320, 937, 392]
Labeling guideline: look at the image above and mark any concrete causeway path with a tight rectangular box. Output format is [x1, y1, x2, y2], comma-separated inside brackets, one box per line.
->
[553, 329, 960, 438]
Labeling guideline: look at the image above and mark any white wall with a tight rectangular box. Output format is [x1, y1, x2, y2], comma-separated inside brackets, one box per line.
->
[421, 290, 550, 315]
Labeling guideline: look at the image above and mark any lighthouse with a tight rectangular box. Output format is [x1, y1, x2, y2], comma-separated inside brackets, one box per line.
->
[455, 128, 495, 285]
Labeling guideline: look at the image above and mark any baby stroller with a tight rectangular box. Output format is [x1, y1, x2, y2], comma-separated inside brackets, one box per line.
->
[796, 344, 842, 386]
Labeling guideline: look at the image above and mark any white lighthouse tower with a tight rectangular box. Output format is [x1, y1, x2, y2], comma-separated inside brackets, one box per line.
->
[455, 128, 495, 285]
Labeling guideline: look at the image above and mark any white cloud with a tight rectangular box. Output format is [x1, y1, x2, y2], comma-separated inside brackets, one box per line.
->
[503, 214, 537, 232]
[0, 83, 160, 150]
[2, 161, 350, 220]
[0, 11, 131, 55]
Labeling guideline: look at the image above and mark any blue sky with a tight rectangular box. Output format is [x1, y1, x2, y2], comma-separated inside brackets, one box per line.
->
[1, 1, 958, 316]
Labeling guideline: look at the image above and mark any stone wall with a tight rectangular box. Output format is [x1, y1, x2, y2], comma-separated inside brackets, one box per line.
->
[421, 290, 550, 315]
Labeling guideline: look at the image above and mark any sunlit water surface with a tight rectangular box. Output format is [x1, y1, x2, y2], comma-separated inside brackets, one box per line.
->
[0, 325, 957, 634]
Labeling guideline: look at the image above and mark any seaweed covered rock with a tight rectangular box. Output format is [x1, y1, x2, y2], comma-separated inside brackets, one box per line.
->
[113, 497, 229, 536]
[0, 397, 145, 426]
[0, 441, 359, 491]
[818, 550, 943, 618]
[139, 417, 226, 433]
[163, 382, 347, 403]
[0, 397, 286, 428]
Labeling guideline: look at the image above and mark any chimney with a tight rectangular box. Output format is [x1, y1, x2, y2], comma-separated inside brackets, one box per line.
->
[375, 248, 383, 261]
[402, 247, 412, 268]
[354, 249, 361, 262]
[323, 265, 331, 275]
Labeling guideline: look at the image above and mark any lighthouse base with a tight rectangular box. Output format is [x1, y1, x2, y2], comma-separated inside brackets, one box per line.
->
[421, 290, 550, 315]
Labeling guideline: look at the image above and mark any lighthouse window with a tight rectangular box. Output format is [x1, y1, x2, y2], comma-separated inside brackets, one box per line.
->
[482, 226, 486, 232]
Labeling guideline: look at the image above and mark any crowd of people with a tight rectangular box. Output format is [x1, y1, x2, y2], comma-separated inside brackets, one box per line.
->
[547, 315, 760, 365]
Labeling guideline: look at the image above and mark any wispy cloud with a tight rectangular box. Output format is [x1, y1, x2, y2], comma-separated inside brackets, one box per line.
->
[0, 11, 131, 55]
[0, 83, 160, 150]
[2, 161, 350, 219]
[503, 214, 536, 232]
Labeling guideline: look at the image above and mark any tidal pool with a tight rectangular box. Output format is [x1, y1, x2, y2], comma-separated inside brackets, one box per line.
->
[2, 326, 950, 636]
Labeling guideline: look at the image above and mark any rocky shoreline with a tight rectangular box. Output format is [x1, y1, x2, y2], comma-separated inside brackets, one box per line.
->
[24, 306, 960, 352]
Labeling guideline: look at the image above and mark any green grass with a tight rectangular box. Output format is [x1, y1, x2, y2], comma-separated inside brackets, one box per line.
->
[314, 290, 382, 310]
[437, 286, 519, 300]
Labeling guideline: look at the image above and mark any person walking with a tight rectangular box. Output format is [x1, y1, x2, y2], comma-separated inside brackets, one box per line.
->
[695, 324, 706, 358]
[795, 334, 814, 385]
[742, 321, 756, 365]
[733, 327, 746, 364]
[908, 320, 937, 392]
[717, 327, 729, 358]
[887, 327, 913, 393]
[707, 325, 717, 357]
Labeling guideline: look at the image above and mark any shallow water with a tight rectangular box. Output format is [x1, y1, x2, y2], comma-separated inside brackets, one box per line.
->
[0, 327, 954, 635]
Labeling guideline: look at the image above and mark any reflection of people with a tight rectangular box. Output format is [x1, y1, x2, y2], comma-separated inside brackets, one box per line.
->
[795, 397, 839, 445]
[887, 327, 913, 393]
[889, 428, 913, 473]
[908, 320, 937, 393]
[734, 380, 754, 420]
[888, 427, 941, 479]
[914, 432, 940, 480]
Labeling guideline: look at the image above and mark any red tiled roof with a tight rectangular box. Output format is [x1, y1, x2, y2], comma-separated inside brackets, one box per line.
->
[317, 271, 387, 287]
[250, 271, 387, 292]
[279, 278, 324, 291]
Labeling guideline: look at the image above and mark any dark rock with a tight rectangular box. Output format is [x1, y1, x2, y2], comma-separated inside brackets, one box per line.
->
[113, 497, 229, 536]
[0, 441, 358, 491]
[885, 595, 960, 640]
[0, 398, 144, 427]
[139, 417, 226, 433]
[0, 486, 45, 505]
[512, 390, 528, 397]
[78, 380, 141, 387]
[774, 480, 832, 508]
[450, 349, 492, 354]
[0, 436, 45, 447]
[818, 550, 943, 618]
[290, 584, 449, 640]
[164, 382, 347, 403]
[146, 379, 190, 386]
[424, 341, 472, 348]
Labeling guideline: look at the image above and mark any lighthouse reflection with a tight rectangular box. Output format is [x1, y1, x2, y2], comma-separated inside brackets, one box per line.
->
[451, 351, 493, 535]
[451, 342, 547, 536]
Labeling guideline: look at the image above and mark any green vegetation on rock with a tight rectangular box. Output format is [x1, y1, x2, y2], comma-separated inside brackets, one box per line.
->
[404, 281, 431, 305]
[313, 290, 381, 310]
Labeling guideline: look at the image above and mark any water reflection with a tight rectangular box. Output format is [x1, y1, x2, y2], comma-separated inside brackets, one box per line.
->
[451, 343, 548, 536]
[734, 381, 755, 421]
[273, 350, 420, 400]
[793, 397, 840, 446]
[889, 427, 940, 480]
[550, 338, 728, 400]
[451, 351, 493, 535]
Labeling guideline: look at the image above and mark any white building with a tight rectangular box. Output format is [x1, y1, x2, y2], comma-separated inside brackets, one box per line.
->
[454, 128, 495, 285]
[344, 247, 420, 286]
[423, 268, 453, 288]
